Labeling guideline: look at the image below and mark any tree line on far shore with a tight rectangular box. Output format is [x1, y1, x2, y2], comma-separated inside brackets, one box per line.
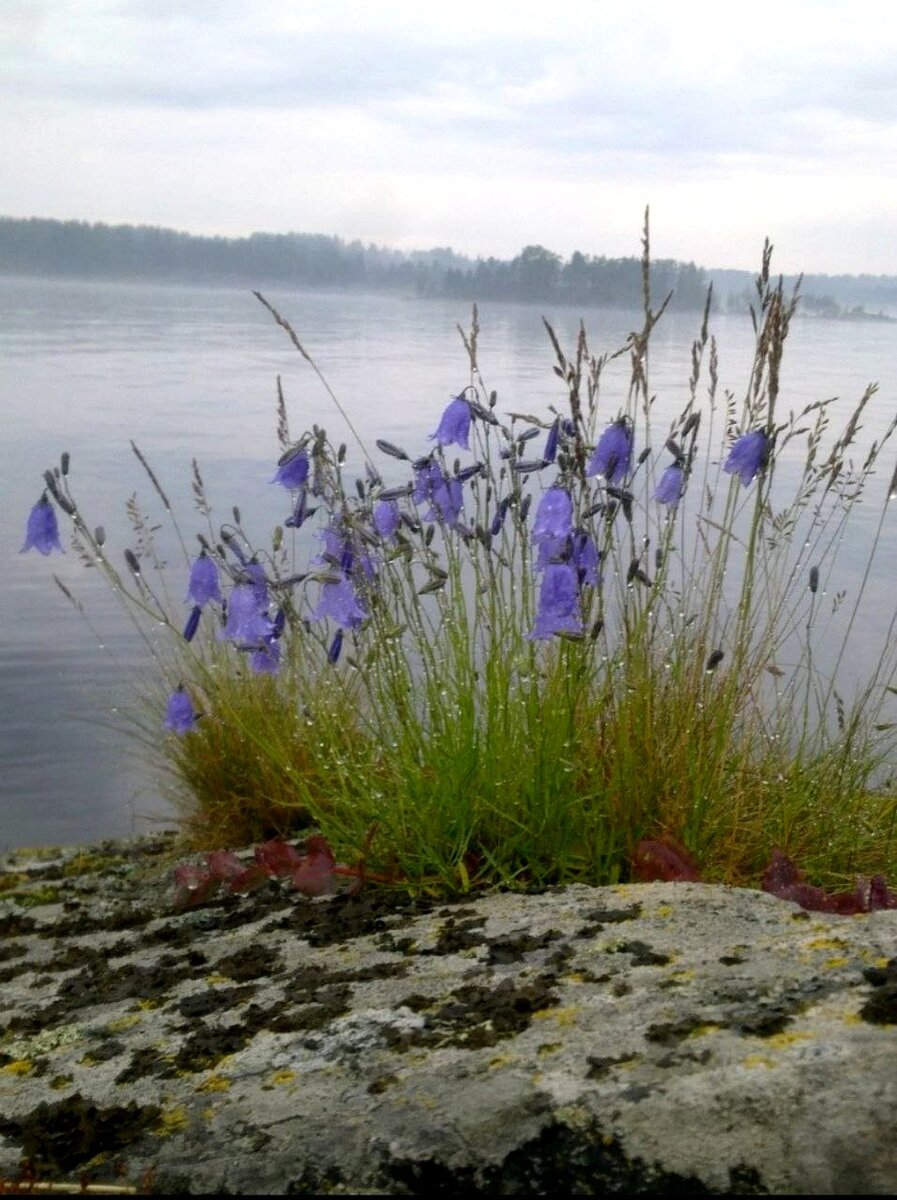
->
[0, 216, 711, 309]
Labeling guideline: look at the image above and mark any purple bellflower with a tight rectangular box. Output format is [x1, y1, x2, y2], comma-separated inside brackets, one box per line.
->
[164, 687, 197, 735]
[430, 396, 472, 450]
[527, 563, 583, 641]
[654, 464, 685, 506]
[571, 531, 601, 586]
[21, 494, 63, 556]
[222, 583, 273, 644]
[313, 572, 367, 630]
[271, 447, 310, 489]
[413, 460, 464, 528]
[373, 499, 401, 541]
[249, 639, 282, 675]
[532, 486, 573, 569]
[183, 605, 202, 642]
[186, 551, 222, 607]
[587, 420, 633, 484]
[724, 430, 769, 485]
[543, 418, 561, 464]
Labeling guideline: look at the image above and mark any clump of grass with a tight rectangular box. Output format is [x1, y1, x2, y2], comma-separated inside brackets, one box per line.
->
[26, 216, 897, 893]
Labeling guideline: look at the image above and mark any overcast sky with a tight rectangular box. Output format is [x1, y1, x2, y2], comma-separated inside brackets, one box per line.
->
[3, 0, 896, 274]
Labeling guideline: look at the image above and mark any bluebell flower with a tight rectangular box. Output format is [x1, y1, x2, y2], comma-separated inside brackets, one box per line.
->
[724, 430, 769, 485]
[527, 563, 583, 640]
[285, 487, 316, 529]
[183, 605, 202, 642]
[313, 573, 367, 629]
[271, 447, 309, 489]
[571, 531, 601, 586]
[186, 551, 222, 607]
[373, 499, 400, 541]
[328, 629, 344, 664]
[654, 464, 684, 506]
[587, 420, 633, 484]
[222, 583, 273, 644]
[241, 562, 270, 611]
[21, 494, 63, 556]
[413, 460, 464, 528]
[249, 639, 282, 675]
[164, 687, 197, 735]
[533, 487, 573, 543]
[543, 418, 561, 464]
[430, 396, 472, 450]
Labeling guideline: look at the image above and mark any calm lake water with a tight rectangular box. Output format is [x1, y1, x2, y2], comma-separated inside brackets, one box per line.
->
[4, 274, 897, 849]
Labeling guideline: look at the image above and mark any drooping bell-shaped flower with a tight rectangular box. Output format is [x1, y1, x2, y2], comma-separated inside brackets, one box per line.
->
[241, 562, 270, 611]
[313, 572, 367, 630]
[724, 430, 769, 486]
[587, 420, 633, 484]
[373, 499, 401, 541]
[533, 487, 573, 543]
[222, 583, 273, 644]
[533, 486, 572, 569]
[249, 639, 282, 675]
[271, 447, 309, 489]
[183, 605, 202, 643]
[413, 460, 463, 528]
[430, 396, 472, 450]
[571, 531, 601, 586]
[527, 563, 583, 641]
[164, 687, 197, 734]
[654, 464, 685, 506]
[186, 551, 222, 607]
[543, 418, 561, 464]
[21, 494, 63, 556]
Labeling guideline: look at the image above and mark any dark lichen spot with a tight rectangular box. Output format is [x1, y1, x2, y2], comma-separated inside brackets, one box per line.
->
[0, 1094, 161, 1175]
[262, 889, 440, 947]
[485, 928, 563, 965]
[215, 944, 284, 981]
[176, 984, 258, 1019]
[860, 958, 897, 1025]
[390, 974, 560, 1050]
[84, 1038, 127, 1062]
[610, 940, 670, 967]
[645, 1017, 707, 1046]
[735, 1008, 793, 1038]
[719, 954, 747, 965]
[577, 904, 642, 938]
[368, 1073, 399, 1094]
[421, 915, 488, 956]
[586, 1052, 638, 1079]
[0, 940, 27, 963]
[0, 912, 37, 937]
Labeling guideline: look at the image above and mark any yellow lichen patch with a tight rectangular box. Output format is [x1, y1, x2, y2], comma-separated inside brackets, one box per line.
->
[106, 1013, 142, 1033]
[155, 1105, 189, 1137]
[137, 998, 161, 1012]
[743, 1054, 776, 1069]
[805, 935, 848, 952]
[764, 1030, 815, 1050]
[562, 972, 587, 985]
[487, 1053, 520, 1070]
[0, 871, 28, 892]
[200, 1106, 219, 1123]
[824, 956, 849, 970]
[195, 1073, 232, 1093]
[14, 886, 61, 908]
[79, 1055, 98, 1068]
[669, 969, 695, 983]
[50, 1074, 73, 1090]
[203, 973, 231, 986]
[265, 1069, 296, 1087]
[1, 1059, 32, 1076]
[653, 904, 675, 919]
[537, 1043, 563, 1058]
[687, 1024, 721, 1039]
[533, 1006, 580, 1027]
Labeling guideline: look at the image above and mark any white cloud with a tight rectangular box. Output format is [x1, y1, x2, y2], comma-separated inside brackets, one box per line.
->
[2, 0, 897, 272]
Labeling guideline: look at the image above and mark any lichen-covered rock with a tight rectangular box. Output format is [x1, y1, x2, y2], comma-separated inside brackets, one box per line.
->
[1, 836, 895, 1194]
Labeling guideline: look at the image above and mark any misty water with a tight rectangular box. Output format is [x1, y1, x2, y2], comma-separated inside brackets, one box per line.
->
[4, 274, 897, 850]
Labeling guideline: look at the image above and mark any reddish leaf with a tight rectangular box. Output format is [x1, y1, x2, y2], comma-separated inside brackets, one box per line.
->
[205, 850, 246, 881]
[290, 835, 339, 896]
[226, 864, 270, 895]
[632, 836, 702, 883]
[172, 864, 218, 909]
[761, 848, 802, 893]
[255, 839, 305, 876]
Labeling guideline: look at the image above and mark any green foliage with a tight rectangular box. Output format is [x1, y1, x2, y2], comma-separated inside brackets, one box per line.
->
[33, 222, 897, 894]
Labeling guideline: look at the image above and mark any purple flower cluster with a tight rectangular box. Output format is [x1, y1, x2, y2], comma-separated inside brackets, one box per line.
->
[527, 486, 600, 640]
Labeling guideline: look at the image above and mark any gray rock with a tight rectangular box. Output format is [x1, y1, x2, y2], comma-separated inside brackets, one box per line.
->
[0, 835, 895, 1194]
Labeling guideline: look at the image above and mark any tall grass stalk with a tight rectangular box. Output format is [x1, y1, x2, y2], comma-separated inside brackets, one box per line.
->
[27, 220, 897, 892]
